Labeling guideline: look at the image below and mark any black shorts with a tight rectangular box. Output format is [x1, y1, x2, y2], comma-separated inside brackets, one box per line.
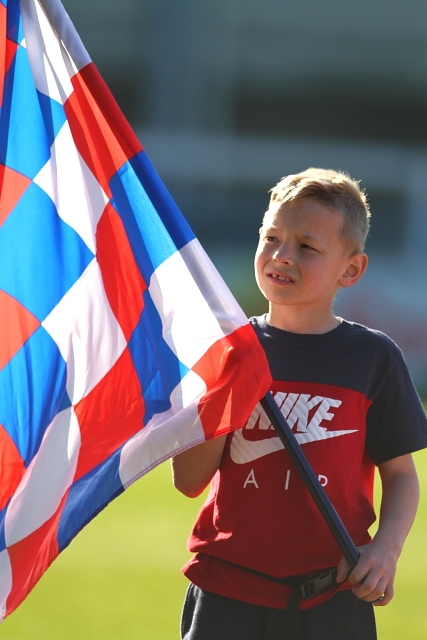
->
[181, 583, 377, 640]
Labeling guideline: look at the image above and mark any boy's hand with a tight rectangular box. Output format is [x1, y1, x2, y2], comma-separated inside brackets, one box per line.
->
[336, 536, 400, 606]
[336, 453, 420, 607]
[171, 434, 227, 498]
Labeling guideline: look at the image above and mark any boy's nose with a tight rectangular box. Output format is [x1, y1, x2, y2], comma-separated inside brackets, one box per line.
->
[273, 244, 294, 264]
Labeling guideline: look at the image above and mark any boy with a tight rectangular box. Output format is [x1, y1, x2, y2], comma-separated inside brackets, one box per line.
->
[172, 168, 427, 639]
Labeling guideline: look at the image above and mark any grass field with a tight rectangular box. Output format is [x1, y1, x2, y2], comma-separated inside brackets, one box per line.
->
[2, 443, 427, 638]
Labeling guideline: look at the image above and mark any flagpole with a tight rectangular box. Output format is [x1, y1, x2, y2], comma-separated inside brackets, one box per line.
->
[260, 393, 360, 569]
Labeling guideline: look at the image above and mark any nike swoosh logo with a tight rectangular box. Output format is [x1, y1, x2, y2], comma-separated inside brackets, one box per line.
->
[229, 426, 358, 464]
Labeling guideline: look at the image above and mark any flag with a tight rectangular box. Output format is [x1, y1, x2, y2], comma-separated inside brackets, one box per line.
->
[0, 0, 272, 619]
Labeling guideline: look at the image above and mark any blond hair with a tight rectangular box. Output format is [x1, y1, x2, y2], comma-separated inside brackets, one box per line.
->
[268, 168, 371, 252]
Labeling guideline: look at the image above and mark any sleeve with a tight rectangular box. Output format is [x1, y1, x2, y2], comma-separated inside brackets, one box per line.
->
[365, 341, 427, 466]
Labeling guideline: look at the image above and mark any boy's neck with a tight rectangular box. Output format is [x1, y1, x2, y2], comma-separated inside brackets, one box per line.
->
[266, 307, 342, 335]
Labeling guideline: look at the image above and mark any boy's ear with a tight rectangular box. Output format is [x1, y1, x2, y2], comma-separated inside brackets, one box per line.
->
[339, 252, 368, 288]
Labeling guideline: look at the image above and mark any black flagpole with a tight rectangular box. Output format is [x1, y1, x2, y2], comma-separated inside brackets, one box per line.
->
[260, 393, 360, 569]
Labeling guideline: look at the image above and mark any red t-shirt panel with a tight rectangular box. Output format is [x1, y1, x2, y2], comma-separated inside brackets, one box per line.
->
[184, 381, 374, 609]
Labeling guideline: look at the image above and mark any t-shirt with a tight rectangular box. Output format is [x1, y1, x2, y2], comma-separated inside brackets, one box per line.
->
[183, 317, 427, 609]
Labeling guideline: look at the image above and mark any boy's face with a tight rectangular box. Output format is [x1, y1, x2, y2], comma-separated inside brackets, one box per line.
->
[255, 198, 361, 331]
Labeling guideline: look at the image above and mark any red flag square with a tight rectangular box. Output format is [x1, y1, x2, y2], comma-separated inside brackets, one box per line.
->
[0, 290, 41, 370]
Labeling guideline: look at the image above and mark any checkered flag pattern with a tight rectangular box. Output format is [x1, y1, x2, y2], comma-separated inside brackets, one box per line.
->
[0, 0, 271, 619]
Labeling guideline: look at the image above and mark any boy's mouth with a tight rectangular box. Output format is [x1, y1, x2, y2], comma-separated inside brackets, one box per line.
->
[268, 272, 294, 283]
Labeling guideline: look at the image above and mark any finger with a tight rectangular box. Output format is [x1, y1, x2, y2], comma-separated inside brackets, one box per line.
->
[373, 584, 394, 607]
[352, 576, 387, 603]
[346, 564, 366, 587]
[336, 556, 351, 583]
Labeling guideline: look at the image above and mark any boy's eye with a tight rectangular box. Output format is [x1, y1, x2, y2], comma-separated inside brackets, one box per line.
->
[301, 243, 316, 251]
[264, 235, 278, 243]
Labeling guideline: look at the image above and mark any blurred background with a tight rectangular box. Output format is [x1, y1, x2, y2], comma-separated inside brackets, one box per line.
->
[61, 0, 427, 394]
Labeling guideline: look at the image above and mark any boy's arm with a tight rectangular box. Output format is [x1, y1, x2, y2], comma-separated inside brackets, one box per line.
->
[336, 453, 420, 606]
[171, 434, 227, 498]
